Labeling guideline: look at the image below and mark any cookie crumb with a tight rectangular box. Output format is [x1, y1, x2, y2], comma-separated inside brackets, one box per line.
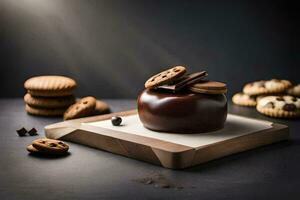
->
[133, 173, 183, 190]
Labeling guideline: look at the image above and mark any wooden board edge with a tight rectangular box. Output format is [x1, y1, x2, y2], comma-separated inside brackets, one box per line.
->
[188, 122, 289, 168]
[45, 110, 290, 169]
[152, 123, 289, 169]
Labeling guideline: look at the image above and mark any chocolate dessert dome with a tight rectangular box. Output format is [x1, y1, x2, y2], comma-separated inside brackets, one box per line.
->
[137, 66, 228, 134]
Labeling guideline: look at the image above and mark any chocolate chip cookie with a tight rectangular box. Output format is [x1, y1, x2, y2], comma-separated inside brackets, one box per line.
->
[94, 100, 110, 115]
[287, 84, 300, 97]
[64, 96, 96, 120]
[31, 138, 69, 155]
[256, 95, 300, 118]
[144, 66, 186, 89]
[243, 79, 291, 96]
[232, 92, 257, 107]
[26, 144, 40, 153]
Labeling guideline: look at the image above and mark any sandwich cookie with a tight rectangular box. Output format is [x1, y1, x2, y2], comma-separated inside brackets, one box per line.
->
[189, 81, 227, 94]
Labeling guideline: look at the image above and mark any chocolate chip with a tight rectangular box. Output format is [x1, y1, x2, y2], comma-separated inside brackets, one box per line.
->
[263, 102, 274, 109]
[111, 116, 122, 126]
[49, 143, 57, 147]
[39, 140, 46, 144]
[292, 97, 297, 102]
[58, 142, 66, 147]
[283, 104, 297, 111]
[28, 128, 38, 136]
[276, 97, 284, 101]
[16, 127, 27, 137]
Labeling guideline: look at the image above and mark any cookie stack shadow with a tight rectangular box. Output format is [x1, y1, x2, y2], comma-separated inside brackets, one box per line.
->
[232, 79, 300, 118]
[24, 75, 110, 119]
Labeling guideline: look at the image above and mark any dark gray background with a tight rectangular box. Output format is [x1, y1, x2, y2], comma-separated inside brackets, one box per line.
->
[0, 0, 297, 98]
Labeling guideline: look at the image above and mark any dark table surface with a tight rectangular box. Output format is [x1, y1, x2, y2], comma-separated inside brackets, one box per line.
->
[0, 98, 299, 200]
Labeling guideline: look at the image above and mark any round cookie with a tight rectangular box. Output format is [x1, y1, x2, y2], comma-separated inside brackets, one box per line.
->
[32, 138, 69, 155]
[189, 81, 227, 94]
[24, 76, 77, 97]
[232, 92, 257, 107]
[26, 144, 40, 153]
[256, 95, 300, 118]
[24, 93, 75, 108]
[287, 84, 300, 97]
[256, 93, 286, 102]
[144, 66, 186, 89]
[94, 100, 110, 115]
[25, 104, 66, 116]
[64, 96, 96, 120]
[243, 79, 291, 96]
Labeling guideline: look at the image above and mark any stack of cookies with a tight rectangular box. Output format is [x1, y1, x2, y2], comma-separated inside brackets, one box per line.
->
[24, 76, 77, 116]
[232, 79, 300, 118]
[24, 75, 111, 119]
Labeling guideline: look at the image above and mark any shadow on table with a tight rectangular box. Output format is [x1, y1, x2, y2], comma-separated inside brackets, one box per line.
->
[185, 139, 293, 172]
[27, 152, 71, 159]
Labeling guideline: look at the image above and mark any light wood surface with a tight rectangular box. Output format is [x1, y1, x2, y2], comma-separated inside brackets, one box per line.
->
[45, 110, 289, 169]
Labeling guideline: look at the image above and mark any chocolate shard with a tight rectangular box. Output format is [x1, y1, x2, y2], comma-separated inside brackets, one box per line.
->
[16, 127, 27, 137]
[28, 128, 38, 136]
[157, 71, 208, 92]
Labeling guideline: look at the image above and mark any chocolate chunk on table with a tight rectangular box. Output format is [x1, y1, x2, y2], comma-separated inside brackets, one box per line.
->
[28, 128, 38, 136]
[16, 127, 27, 137]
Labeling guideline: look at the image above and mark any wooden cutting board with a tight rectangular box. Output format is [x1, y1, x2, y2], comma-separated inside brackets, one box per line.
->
[45, 110, 289, 169]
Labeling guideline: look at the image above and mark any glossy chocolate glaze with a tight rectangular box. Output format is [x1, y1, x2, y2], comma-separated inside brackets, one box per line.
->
[137, 89, 227, 133]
